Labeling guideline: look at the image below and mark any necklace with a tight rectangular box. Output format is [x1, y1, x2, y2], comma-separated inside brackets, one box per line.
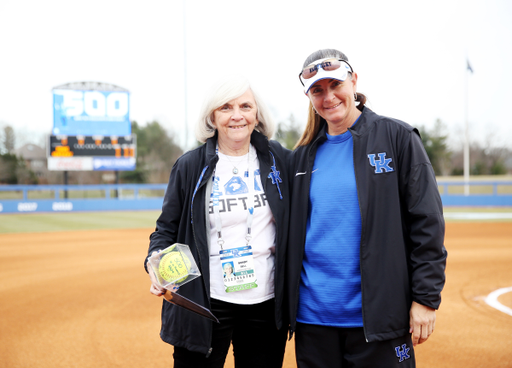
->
[223, 153, 247, 175]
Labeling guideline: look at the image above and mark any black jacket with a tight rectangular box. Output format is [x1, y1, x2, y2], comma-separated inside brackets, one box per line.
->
[287, 106, 447, 342]
[146, 130, 290, 356]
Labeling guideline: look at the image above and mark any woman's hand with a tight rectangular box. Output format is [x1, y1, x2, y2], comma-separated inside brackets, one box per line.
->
[409, 301, 436, 346]
[147, 251, 166, 297]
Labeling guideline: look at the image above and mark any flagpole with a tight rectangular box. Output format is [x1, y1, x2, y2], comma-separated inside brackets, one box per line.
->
[464, 59, 471, 196]
[183, 0, 188, 151]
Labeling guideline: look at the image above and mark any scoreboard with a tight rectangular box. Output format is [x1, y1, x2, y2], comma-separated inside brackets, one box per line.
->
[49, 82, 134, 172]
[52, 89, 131, 136]
[49, 135, 135, 157]
[47, 135, 136, 171]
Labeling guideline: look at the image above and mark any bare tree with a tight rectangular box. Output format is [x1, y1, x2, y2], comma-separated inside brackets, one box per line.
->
[1, 126, 15, 153]
[450, 134, 510, 175]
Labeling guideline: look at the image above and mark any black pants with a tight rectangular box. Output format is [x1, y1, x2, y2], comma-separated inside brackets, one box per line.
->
[295, 323, 415, 368]
[173, 298, 287, 368]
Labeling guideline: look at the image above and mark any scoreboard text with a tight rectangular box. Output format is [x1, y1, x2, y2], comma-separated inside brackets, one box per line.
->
[49, 135, 136, 158]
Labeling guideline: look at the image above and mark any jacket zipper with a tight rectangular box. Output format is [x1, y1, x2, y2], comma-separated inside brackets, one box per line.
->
[348, 127, 369, 342]
[291, 137, 321, 337]
[190, 164, 215, 357]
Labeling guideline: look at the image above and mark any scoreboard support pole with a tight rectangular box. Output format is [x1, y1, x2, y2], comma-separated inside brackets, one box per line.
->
[63, 171, 69, 199]
[114, 171, 119, 198]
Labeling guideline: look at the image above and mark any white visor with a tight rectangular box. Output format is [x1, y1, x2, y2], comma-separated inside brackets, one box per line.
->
[300, 58, 352, 94]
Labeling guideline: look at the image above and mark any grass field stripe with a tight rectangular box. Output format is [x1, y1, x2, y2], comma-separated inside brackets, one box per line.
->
[485, 286, 512, 316]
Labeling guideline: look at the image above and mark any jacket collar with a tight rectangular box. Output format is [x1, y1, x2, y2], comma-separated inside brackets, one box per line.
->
[206, 130, 270, 164]
[313, 105, 374, 143]
[347, 105, 374, 137]
[312, 122, 329, 148]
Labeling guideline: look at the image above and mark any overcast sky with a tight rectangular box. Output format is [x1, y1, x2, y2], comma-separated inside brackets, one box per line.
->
[1, 0, 511, 150]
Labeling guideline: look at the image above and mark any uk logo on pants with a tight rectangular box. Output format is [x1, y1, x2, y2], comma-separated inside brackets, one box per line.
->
[368, 152, 394, 173]
[395, 344, 411, 362]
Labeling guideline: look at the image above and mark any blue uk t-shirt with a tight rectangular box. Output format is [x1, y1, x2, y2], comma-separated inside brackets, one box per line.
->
[297, 127, 363, 327]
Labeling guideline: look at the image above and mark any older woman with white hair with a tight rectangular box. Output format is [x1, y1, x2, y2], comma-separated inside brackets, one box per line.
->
[145, 75, 290, 368]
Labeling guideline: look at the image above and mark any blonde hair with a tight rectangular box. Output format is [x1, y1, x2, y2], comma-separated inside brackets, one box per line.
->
[195, 75, 275, 143]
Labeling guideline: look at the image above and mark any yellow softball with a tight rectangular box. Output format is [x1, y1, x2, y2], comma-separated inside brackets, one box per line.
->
[158, 252, 191, 283]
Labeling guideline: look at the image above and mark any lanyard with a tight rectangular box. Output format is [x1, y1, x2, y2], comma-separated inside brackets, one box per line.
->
[213, 145, 255, 250]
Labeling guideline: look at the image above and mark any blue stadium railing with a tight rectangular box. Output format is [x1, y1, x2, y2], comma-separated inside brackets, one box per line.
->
[437, 181, 512, 206]
[0, 184, 167, 213]
[0, 181, 511, 214]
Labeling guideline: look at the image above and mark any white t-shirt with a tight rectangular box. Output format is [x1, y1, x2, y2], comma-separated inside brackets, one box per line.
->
[208, 144, 276, 304]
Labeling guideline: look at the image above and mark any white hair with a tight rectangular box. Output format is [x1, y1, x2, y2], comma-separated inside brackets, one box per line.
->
[195, 75, 275, 143]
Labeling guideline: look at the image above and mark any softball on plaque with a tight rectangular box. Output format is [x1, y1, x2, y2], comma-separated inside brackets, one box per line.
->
[148, 243, 200, 289]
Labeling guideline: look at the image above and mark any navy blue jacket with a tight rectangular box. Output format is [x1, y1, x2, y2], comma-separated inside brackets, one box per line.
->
[146, 130, 290, 356]
[287, 106, 447, 342]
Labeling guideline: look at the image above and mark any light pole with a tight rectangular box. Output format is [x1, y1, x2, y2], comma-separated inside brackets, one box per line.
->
[183, 0, 189, 151]
[464, 58, 473, 196]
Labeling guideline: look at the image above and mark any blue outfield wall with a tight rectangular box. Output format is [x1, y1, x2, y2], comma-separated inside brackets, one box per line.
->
[0, 181, 511, 214]
[0, 184, 167, 214]
[437, 181, 512, 206]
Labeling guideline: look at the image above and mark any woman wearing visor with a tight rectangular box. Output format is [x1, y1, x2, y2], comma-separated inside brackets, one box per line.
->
[287, 49, 447, 367]
[145, 75, 290, 368]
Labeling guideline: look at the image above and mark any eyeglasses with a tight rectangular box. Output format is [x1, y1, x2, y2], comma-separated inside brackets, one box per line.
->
[298, 58, 353, 86]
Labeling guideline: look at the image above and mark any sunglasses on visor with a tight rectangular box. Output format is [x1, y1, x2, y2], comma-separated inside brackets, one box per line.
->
[298, 58, 353, 86]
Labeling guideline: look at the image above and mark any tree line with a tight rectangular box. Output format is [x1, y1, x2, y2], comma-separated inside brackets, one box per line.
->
[416, 119, 509, 176]
[273, 114, 511, 177]
[0, 126, 38, 184]
[0, 117, 510, 185]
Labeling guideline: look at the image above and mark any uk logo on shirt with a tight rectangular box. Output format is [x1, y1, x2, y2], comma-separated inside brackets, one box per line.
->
[225, 176, 249, 195]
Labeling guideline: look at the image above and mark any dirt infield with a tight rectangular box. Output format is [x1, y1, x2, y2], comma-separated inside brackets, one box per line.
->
[1, 222, 511, 368]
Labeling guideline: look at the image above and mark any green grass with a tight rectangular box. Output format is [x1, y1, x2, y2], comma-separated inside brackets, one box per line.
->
[0, 190, 23, 200]
[0, 210, 160, 234]
[1, 208, 511, 235]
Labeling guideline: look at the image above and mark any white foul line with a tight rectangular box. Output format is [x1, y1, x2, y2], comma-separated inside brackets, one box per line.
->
[485, 286, 512, 316]
[444, 212, 512, 220]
